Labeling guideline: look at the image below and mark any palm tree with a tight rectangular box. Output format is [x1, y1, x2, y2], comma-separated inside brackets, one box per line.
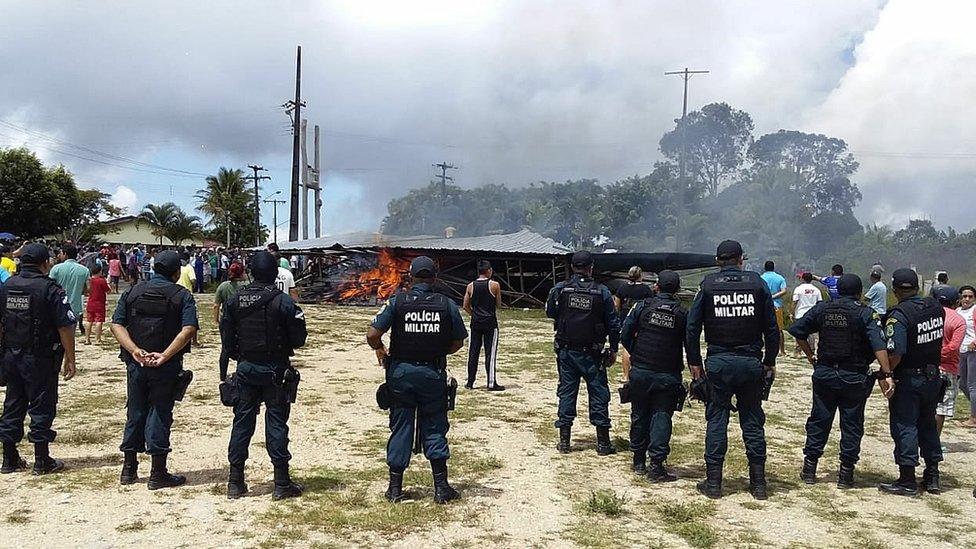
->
[165, 210, 204, 246]
[196, 167, 250, 247]
[138, 202, 180, 245]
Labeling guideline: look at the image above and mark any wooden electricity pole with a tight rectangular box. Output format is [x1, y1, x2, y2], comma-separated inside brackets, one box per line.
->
[245, 164, 271, 247]
[664, 67, 708, 251]
[313, 124, 322, 238]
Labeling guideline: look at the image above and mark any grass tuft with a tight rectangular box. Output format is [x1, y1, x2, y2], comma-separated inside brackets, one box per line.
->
[581, 489, 627, 517]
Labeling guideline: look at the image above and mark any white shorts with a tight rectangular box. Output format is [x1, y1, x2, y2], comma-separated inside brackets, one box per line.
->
[936, 374, 959, 417]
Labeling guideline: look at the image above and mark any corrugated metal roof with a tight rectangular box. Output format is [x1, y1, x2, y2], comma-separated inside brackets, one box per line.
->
[276, 229, 574, 256]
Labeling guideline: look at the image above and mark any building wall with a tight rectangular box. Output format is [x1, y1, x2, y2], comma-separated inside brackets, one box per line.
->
[98, 219, 205, 247]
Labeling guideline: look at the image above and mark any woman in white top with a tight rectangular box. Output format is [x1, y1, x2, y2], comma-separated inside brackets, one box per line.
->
[956, 285, 976, 428]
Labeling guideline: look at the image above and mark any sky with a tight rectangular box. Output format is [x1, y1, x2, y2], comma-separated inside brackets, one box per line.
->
[1, 0, 974, 241]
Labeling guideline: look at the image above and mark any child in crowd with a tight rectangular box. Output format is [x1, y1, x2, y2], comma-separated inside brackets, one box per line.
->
[85, 263, 112, 345]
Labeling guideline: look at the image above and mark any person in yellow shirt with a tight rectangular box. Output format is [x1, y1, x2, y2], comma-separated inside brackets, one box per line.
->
[1, 245, 17, 274]
[176, 252, 200, 346]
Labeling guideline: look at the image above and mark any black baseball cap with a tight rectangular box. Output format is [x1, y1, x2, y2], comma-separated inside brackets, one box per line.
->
[837, 273, 863, 297]
[19, 243, 50, 265]
[571, 250, 594, 267]
[410, 256, 437, 278]
[932, 285, 960, 306]
[716, 240, 743, 260]
[891, 268, 919, 289]
[153, 250, 181, 277]
[656, 270, 681, 293]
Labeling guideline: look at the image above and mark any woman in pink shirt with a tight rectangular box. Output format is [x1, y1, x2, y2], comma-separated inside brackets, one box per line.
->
[935, 287, 966, 437]
[108, 256, 122, 292]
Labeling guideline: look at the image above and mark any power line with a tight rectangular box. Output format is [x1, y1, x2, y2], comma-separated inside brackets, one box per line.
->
[431, 161, 457, 195]
[244, 164, 271, 247]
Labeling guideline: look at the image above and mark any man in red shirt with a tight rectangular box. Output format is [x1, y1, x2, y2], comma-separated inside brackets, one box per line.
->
[933, 286, 965, 437]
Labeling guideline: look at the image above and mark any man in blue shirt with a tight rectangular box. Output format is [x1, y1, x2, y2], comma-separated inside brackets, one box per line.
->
[0, 265, 9, 285]
[760, 261, 788, 355]
[817, 264, 844, 300]
[863, 271, 888, 315]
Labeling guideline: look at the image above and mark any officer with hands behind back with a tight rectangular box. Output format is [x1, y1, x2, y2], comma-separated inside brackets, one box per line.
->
[686, 240, 779, 500]
[110, 250, 197, 490]
[788, 273, 891, 488]
[546, 250, 621, 456]
[367, 256, 467, 504]
[0, 243, 77, 475]
[878, 268, 945, 496]
[620, 270, 689, 482]
[220, 251, 307, 500]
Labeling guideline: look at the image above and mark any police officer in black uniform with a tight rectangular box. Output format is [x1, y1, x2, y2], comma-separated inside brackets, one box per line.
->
[546, 251, 621, 455]
[788, 273, 891, 488]
[620, 270, 689, 482]
[110, 250, 198, 489]
[686, 240, 779, 499]
[878, 268, 945, 496]
[367, 256, 467, 504]
[220, 251, 307, 500]
[0, 244, 77, 475]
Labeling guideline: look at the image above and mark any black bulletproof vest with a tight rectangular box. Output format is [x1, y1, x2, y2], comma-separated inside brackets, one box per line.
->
[389, 290, 453, 362]
[700, 270, 765, 347]
[555, 277, 607, 349]
[631, 296, 685, 373]
[1, 272, 58, 352]
[817, 299, 873, 366]
[470, 279, 497, 326]
[890, 297, 944, 370]
[232, 284, 287, 362]
[124, 283, 186, 358]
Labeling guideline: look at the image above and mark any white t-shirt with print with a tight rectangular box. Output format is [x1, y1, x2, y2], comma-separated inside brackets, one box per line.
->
[792, 283, 823, 319]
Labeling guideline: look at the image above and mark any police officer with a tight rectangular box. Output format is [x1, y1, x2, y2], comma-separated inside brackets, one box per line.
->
[686, 240, 779, 499]
[546, 250, 621, 455]
[0, 244, 77, 475]
[620, 270, 689, 482]
[878, 268, 945, 496]
[367, 256, 467, 504]
[220, 251, 307, 500]
[110, 250, 198, 489]
[788, 273, 891, 488]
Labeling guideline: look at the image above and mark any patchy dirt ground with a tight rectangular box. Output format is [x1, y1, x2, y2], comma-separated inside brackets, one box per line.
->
[1, 299, 974, 548]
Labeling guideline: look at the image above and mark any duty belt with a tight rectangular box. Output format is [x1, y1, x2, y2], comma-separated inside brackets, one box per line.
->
[895, 364, 940, 378]
[820, 361, 870, 373]
[556, 341, 601, 354]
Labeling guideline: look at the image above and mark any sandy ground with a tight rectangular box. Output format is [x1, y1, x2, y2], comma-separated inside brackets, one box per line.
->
[0, 299, 974, 548]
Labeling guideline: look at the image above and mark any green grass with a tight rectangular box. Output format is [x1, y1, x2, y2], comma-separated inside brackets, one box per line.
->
[5, 508, 31, 524]
[654, 500, 719, 549]
[564, 522, 633, 548]
[580, 489, 627, 517]
[926, 497, 962, 516]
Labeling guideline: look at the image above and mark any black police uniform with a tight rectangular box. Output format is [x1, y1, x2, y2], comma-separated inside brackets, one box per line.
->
[881, 294, 945, 494]
[686, 262, 779, 498]
[546, 272, 621, 454]
[788, 295, 886, 485]
[221, 280, 307, 499]
[0, 265, 75, 473]
[620, 291, 689, 480]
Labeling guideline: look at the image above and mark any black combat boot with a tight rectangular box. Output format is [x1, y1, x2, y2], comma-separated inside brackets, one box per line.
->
[1, 442, 26, 474]
[748, 461, 769, 500]
[227, 462, 248, 500]
[837, 462, 856, 489]
[431, 458, 460, 504]
[697, 463, 722, 499]
[120, 451, 139, 485]
[878, 465, 918, 497]
[647, 461, 678, 483]
[595, 426, 616, 456]
[31, 442, 64, 475]
[922, 463, 942, 494]
[557, 426, 571, 454]
[800, 457, 818, 484]
[147, 454, 186, 490]
[271, 463, 304, 501]
[385, 470, 405, 503]
[632, 451, 646, 475]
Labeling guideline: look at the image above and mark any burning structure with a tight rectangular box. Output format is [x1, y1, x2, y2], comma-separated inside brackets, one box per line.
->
[275, 229, 716, 307]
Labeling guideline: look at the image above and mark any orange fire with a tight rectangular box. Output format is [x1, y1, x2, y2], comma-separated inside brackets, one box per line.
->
[339, 249, 410, 301]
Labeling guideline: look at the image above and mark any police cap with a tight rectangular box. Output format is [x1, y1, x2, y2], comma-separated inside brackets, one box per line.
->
[153, 250, 181, 277]
[656, 270, 681, 293]
[716, 240, 743, 260]
[410, 256, 437, 278]
[19, 243, 50, 265]
[250, 251, 278, 283]
[571, 250, 594, 267]
[837, 273, 863, 297]
[891, 268, 919, 289]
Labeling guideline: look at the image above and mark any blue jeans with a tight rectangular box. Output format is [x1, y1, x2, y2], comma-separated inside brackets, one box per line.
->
[703, 354, 766, 466]
[628, 368, 681, 462]
[0, 350, 61, 444]
[386, 361, 450, 473]
[120, 360, 180, 455]
[804, 365, 870, 464]
[889, 372, 943, 467]
[554, 349, 611, 429]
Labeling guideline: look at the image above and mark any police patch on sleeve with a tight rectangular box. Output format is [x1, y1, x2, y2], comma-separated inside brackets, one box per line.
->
[885, 317, 896, 338]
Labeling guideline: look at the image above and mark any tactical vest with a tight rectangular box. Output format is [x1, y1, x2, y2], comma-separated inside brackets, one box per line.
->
[630, 296, 685, 373]
[890, 297, 944, 371]
[700, 270, 765, 347]
[555, 277, 607, 349]
[389, 290, 453, 363]
[1, 273, 58, 353]
[123, 283, 187, 360]
[231, 285, 288, 362]
[817, 299, 873, 367]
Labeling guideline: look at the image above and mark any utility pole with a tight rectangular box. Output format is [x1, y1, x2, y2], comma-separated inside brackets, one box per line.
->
[283, 45, 304, 242]
[264, 198, 287, 244]
[301, 119, 309, 240]
[245, 164, 271, 247]
[431, 162, 457, 195]
[664, 67, 708, 251]
[312, 124, 322, 238]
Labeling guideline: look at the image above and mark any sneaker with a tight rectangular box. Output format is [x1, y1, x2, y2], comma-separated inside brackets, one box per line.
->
[487, 384, 506, 392]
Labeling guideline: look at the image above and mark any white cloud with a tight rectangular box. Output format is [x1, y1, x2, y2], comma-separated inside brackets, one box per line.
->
[109, 185, 138, 215]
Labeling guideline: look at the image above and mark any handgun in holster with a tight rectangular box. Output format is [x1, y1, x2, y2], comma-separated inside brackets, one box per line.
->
[282, 368, 301, 404]
[761, 370, 775, 401]
[446, 376, 458, 411]
[174, 369, 194, 401]
[219, 373, 239, 407]
[674, 383, 688, 412]
[618, 382, 631, 404]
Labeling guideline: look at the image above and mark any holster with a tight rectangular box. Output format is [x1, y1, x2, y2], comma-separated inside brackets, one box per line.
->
[761, 370, 775, 401]
[618, 382, 631, 404]
[446, 375, 458, 411]
[219, 373, 240, 407]
[282, 367, 300, 404]
[674, 383, 688, 412]
[689, 377, 711, 404]
[863, 371, 878, 400]
[938, 373, 951, 402]
[174, 369, 193, 401]
[376, 382, 392, 410]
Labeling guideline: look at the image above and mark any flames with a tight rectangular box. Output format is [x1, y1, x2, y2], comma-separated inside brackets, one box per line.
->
[338, 249, 409, 301]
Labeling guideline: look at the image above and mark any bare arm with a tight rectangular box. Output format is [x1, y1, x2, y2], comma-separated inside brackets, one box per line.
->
[367, 326, 388, 366]
[492, 280, 503, 309]
[797, 339, 815, 365]
[463, 283, 473, 315]
[213, 302, 221, 326]
[57, 325, 76, 380]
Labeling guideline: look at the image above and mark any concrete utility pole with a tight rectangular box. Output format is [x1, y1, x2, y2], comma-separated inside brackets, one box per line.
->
[431, 162, 457, 196]
[664, 67, 708, 251]
[285, 45, 304, 242]
[245, 164, 271, 246]
[301, 119, 309, 240]
[264, 197, 287, 244]
[313, 124, 322, 238]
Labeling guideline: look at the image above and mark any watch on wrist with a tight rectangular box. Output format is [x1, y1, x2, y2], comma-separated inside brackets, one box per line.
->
[877, 371, 892, 379]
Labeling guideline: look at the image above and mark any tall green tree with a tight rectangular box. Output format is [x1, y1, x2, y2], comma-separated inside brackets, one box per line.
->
[61, 189, 123, 243]
[0, 147, 82, 237]
[139, 202, 180, 246]
[166, 210, 204, 246]
[197, 167, 254, 247]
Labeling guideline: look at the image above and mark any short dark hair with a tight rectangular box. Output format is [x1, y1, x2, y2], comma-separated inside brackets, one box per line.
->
[937, 272, 949, 284]
[870, 271, 882, 281]
[91, 264, 102, 275]
[764, 261, 774, 272]
[62, 243, 78, 259]
[802, 272, 813, 282]
[716, 257, 740, 268]
[832, 264, 843, 275]
[476, 260, 492, 274]
[267, 242, 280, 253]
[959, 285, 976, 297]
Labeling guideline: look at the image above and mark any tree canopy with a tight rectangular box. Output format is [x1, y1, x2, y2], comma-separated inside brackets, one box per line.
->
[0, 147, 83, 237]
